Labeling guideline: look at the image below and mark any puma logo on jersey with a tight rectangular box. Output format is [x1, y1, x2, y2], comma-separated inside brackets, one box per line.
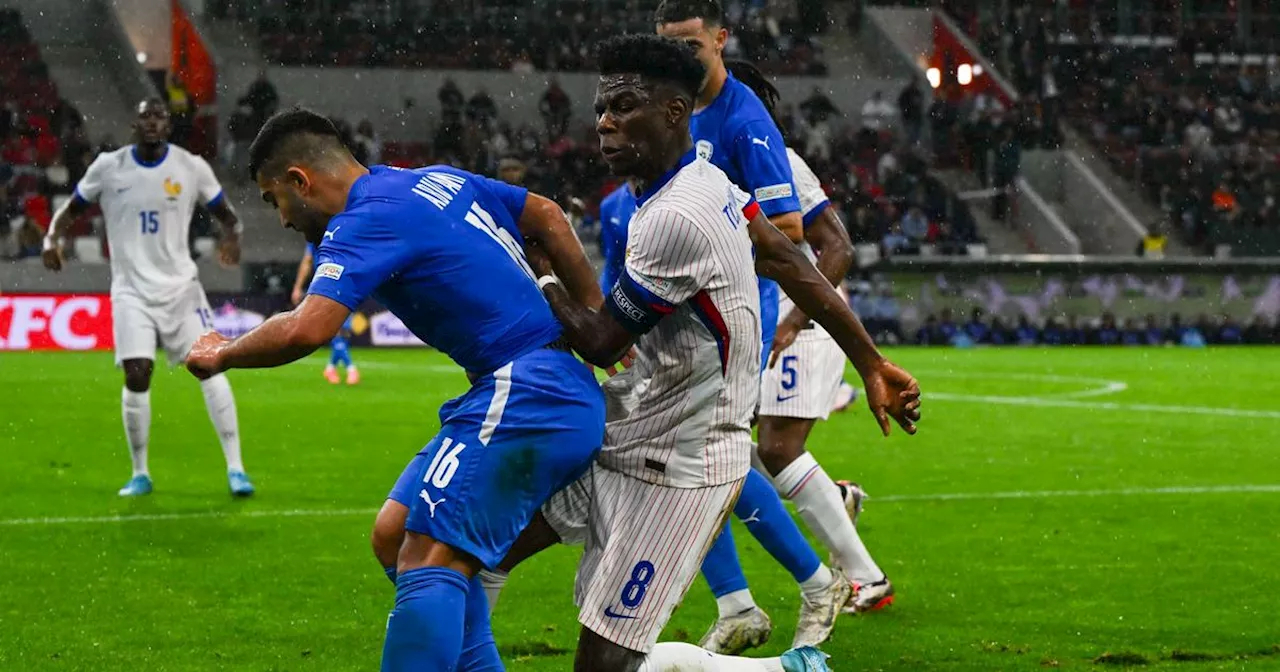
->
[323, 226, 340, 241]
[163, 178, 182, 199]
[750, 137, 771, 149]
[418, 489, 446, 518]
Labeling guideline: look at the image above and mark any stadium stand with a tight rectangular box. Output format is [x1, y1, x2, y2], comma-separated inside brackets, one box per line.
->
[949, 0, 1280, 256]
[219, 0, 828, 75]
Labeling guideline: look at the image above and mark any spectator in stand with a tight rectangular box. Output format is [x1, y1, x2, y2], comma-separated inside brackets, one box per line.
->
[939, 308, 959, 342]
[915, 314, 944, 345]
[466, 87, 498, 130]
[1096, 313, 1121, 345]
[800, 86, 839, 126]
[497, 157, 526, 186]
[1218, 314, 1244, 344]
[1041, 317, 1064, 345]
[1244, 315, 1274, 344]
[1136, 221, 1168, 258]
[1064, 315, 1085, 345]
[900, 206, 929, 247]
[1143, 314, 1165, 345]
[897, 76, 924, 147]
[539, 78, 572, 138]
[881, 219, 911, 256]
[1014, 315, 1039, 345]
[353, 120, 382, 166]
[988, 317, 1010, 345]
[238, 69, 279, 132]
[437, 77, 465, 123]
[860, 90, 896, 148]
[1122, 318, 1144, 345]
[869, 286, 905, 343]
[964, 307, 990, 343]
[165, 73, 195, 148]
[992, 126, 1020, 221]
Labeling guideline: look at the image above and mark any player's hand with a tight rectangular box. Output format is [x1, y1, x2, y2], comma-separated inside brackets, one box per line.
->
[290, 286, 305, 306]
[218, 234, 241, 268]
[589, 346, 636, 378]
[525, 241, 554, 278]
[768, 312, 808, 369]
[861, 359, 921, 436]
[41, 238, 63, 272]
[185, 331, 232, 380]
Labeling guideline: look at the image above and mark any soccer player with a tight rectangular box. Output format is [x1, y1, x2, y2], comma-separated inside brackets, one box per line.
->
[292, 243, 359, 384]
[655, 0, 851, 651]
[501, 35, 921, 672]
[41, 98, 253, 498]
[596, 181, 636, 292]
[184, 108, 607, 672]
[728, 60, 896, 613]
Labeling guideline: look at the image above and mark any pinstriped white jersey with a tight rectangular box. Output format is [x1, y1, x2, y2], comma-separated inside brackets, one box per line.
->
[777, 149, 837, 334]
[600, 157, 761, 488]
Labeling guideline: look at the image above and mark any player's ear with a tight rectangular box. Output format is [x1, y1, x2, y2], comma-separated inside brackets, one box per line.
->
[666, 95, 689, 127]
[285, 166, 311, 193]
[714, 26, 728, 52]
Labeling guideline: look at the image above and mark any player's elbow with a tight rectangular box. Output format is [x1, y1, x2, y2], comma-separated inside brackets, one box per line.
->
[287, 315, 338, 352]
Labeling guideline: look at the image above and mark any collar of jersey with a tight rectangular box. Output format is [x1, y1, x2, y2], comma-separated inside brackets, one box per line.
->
[634, 148, 698, 208]
[692, 71, 736, 119]
[131, 144, 169, 168]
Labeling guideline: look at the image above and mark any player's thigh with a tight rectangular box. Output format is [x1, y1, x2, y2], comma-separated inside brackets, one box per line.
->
[159, 283, 214, 366]
[758, 335, 845, 422]
[111, 293, 159, 366]
[575, 465, 744, 654]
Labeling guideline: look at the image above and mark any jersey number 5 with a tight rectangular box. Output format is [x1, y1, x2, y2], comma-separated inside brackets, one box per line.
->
[139, 211, 159, 235]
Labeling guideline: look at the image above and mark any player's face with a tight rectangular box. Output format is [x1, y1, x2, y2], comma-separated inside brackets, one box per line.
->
[656, 18, 726, 92]
[595, 75, 676, 178]
[134, 102, 171, 145]
[257, 169, 330, 246]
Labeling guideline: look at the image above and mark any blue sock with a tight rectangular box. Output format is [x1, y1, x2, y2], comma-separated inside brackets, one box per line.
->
[736, 468, 821, 584]
[330, 335, 352, 368]
[381, 566, 469, 672]
[383, 566, 397, 585]
[457, 575, 504, 671]
[700, 520, 749, 598]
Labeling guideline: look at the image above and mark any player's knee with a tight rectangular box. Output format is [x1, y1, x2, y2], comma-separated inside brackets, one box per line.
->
[122, 360, 153, 392]
[574, 629, 644, 672]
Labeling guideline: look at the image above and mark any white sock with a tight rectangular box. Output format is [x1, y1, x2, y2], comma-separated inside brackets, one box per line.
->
[121, 388, 150, 477]
[798, 563, 835, 598]
[478, 568, 508, 611]
[715, 588, 757, 619]
[640, 642, 785, 672]
[775, 452, 883, 585]
[200, 374, 243, 473]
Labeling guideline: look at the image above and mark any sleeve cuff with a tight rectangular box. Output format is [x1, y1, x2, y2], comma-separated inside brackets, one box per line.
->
[206, 191, 225, 208]
[802, 200, 830, 228]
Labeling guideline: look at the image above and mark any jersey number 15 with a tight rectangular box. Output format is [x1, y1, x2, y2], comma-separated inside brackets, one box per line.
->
[139, 211, 160, 235]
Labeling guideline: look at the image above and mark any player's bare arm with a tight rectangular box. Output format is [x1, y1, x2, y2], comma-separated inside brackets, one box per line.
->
[41, 197, 92, 272]
[769, 211, 804, 243]
[533, 270, 634, 369]
[770, 206, 854, 366]
[208, 199, 242, 267]
[185, 294, 350, 379]
[748, 210, 921, 435]
[516, 193, 605, 309]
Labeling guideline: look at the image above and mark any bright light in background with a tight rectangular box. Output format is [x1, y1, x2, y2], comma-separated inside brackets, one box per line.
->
[926, 67, 941, 89]
[135, 51, 147, 64]
[973, 64, 984, 77]
[957, 63, 973, 86]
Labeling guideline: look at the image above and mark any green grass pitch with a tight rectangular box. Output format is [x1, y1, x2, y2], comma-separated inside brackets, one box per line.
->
[2, 347, 1278, 671]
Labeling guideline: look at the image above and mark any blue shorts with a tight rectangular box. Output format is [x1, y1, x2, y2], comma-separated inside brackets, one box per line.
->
[758, 277, 778, 373]
[387, 347, 605, 568]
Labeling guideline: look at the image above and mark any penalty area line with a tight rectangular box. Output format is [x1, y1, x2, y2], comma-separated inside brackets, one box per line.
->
[0, 507, 379, 527]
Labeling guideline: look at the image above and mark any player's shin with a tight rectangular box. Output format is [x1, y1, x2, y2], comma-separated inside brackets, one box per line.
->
[457, 575, 504, 671]
[735, 470, 825, 588]
[773, 452, 883, 586]
[381, 567, 469, 672]
[121, 387, 151, 476]
[200, 374, 243, 473]
[639, 643, 785, 672]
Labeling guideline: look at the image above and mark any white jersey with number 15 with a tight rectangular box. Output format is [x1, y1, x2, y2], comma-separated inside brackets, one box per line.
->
[74, 144, 225, 303]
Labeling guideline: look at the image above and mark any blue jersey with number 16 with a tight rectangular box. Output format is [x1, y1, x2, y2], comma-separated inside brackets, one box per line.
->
[307, 165, 561, 374]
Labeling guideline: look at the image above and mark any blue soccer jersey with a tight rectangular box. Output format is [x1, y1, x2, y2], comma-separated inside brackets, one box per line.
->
[308, 165, 604, 568]
[690, 73, 801, 368]
[597, 183, 636, 293]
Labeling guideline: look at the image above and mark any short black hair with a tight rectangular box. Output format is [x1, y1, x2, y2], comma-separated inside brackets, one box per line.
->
[247, 107, 348, 181]
[597, 34, 706, 102]
[654, 0, 724, 26]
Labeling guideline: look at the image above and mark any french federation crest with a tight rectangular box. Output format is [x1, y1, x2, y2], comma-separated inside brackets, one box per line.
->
[696, 140, 714, 161]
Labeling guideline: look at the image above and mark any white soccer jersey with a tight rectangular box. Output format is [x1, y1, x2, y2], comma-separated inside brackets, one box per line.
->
[75, 145, 224, 303]
[777, 148, 836, 330]
[601, 156, 762, 488]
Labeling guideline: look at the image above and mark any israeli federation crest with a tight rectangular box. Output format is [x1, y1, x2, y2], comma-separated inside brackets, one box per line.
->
[696, 140, 714, 161]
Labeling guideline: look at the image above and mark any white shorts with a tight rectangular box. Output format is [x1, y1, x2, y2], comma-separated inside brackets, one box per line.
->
[112, 283, 213, 366]
[758, 331, 845, 420]
[542, 463, 743, 653]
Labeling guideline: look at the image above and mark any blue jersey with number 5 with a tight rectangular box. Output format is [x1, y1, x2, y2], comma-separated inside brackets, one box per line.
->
[307, 165, 561, 374]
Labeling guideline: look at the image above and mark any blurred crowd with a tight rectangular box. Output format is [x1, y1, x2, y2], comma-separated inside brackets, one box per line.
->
[909, 307, 1279, 347]
[218, 0, 828, 76]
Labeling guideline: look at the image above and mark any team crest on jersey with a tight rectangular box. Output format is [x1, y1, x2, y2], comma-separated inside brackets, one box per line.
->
[696, 140, 714, 161]
[163, 178, 182, 200]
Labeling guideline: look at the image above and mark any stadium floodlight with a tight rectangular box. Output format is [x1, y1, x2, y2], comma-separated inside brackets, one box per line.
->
[136, 51, 147, 64]
[926, 67, 941, 89]
[957, 63, 973, 85]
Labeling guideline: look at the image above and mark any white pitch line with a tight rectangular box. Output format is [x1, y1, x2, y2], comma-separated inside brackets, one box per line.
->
[926, 392, 1280, 419]
[0, 507, 378, 527]
[875, 484, 1280, 503]
[3, 485, 1279, 528]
